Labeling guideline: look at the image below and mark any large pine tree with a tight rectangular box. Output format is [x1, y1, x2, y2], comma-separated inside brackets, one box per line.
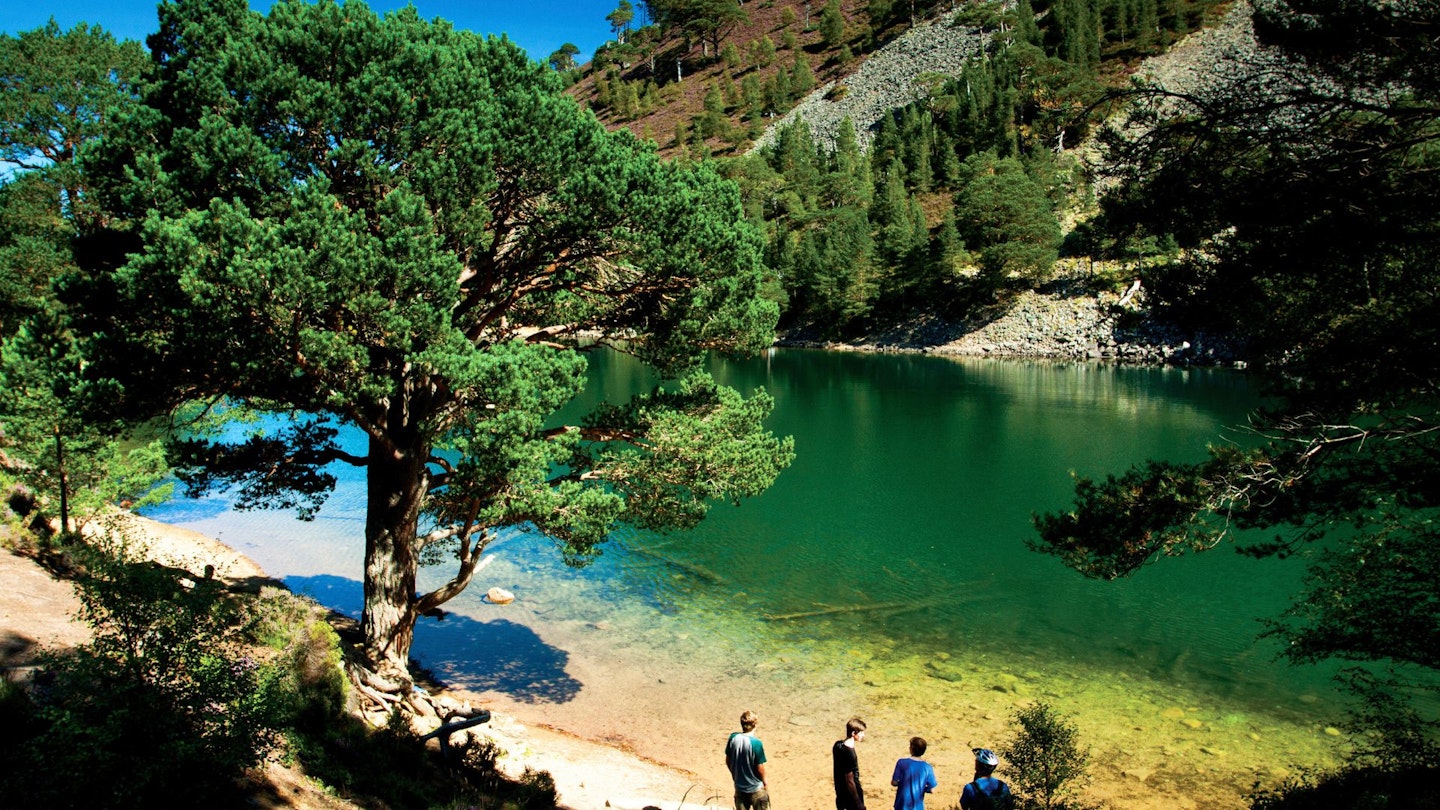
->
[80, 0, 792, 700]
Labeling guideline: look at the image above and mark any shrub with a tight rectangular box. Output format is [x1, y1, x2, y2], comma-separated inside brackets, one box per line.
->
[517, 766, 559, 809]
[1001, 702, 1091, 810]
[245, 586, 348, 728]
[0, 539, 288, 808]
[1249, 765, 1440, 809]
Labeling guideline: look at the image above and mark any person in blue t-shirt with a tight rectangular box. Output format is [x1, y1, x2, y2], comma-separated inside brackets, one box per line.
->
[725, 710, 770, 810]
[959, 748, 1013, 809]
[890, 736, 939, 809]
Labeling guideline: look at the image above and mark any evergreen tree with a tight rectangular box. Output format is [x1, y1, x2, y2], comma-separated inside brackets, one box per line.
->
[1035, 0, 1440, 750]
[764, 65, 793, 111]
[869, 157, 905, 229]
[822, 118, 872, 209]
[820, 0, 847, 48]
[607, 0, 636, 43]
[0, 20, 146, 223]
[649, 0, 748, 57]
[548, 42, 581, 71]
[769, 121, 822, 214]
[0, 21, 162, 532]
[741, 73, 764, 122]
[1013, 0, 1043, 46]
[930, 205, 966, 291]
[796, 207, 875, 330]
[901, 107, 935, 192]
[80, 0, 792, 698]
[873, 159, 920, 267]
[721, 73, 740, 108]
[954, 152, 1061, 284]
[751, 34, 777, 68]
[870, 115, 902, 171]
[1135, 0, 1159, 50]
[699, 82, 729, 138]
[721, 40, 741, 69]
[790, 51, 815, 98]
[0, 174, 72, 336]
[1048, 0, 1101, 71]
[1, 309, 171, 534]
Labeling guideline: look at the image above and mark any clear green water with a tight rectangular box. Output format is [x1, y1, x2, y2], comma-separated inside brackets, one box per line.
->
[146, 348, 1343, 714]
[586, 350, 1336, 703]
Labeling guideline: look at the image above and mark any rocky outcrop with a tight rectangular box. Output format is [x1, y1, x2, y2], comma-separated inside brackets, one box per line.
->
[751, 16, 990, 153]
[778, 275, 1244, 366]
[758, 5, 1258, 366]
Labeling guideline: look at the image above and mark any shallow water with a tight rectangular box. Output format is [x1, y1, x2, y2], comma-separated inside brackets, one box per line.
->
[144, 349, 1348, 807]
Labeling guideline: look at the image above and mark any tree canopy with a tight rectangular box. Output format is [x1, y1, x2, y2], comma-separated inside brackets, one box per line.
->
[648, 0, 748, 57]
[0, 20, 146, 174]
[0, 21, 164, 534]
[77, 0, 792, 698]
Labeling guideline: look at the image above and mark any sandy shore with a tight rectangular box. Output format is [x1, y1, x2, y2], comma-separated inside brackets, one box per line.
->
[0, 514, 712, 810]
[4, 512, 1347, 810]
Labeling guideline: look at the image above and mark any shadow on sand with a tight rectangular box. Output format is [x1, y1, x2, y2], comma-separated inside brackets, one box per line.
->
[284, 574, 582, 704]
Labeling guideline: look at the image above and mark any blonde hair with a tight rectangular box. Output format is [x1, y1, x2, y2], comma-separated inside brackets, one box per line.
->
[740, 710, 759, 732]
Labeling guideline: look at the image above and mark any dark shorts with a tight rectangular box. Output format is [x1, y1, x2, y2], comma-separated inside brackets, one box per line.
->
[735, 787, 771, 810]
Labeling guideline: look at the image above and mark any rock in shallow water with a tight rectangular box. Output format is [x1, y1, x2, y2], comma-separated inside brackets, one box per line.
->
[926, 660, 966, 682]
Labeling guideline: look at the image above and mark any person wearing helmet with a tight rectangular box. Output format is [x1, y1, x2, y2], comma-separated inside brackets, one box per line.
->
[959, 748, 1013, 810]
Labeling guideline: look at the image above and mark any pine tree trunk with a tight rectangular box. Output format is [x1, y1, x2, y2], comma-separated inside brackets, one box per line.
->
[360, 435, 428, 691]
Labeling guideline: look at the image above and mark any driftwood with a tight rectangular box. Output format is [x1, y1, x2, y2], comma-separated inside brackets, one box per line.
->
[419, 709, 493, 760]
[624, 545, 725, 584]
[763, 594, 958, 622]
[762, 601, 910, 621]
[1117, 278, 1142, 307]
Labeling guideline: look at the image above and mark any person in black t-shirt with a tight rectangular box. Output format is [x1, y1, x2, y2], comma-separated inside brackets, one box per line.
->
[832, 717, 868, 810]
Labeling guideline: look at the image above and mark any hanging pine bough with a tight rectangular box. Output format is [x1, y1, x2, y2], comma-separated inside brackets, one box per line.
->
[1033, 0, 1440, 754]
[78, 0, 793, 711]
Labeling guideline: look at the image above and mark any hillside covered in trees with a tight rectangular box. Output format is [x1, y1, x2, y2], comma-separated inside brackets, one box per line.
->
[565, 0, 1229, 340]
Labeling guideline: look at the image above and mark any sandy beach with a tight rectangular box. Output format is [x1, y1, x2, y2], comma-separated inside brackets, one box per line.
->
[2, 512, 1347, 810]
[0, 514, 709, 810]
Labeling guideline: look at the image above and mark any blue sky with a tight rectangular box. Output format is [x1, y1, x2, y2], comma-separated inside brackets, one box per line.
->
[0, 0, 628, 62]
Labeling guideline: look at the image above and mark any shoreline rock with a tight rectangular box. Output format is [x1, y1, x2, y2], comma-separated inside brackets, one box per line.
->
[776, 277, 1245, 368]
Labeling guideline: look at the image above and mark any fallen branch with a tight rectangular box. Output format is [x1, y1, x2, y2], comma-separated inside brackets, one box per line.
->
[419, 709, 493, 760]
[762, 601, 910, 621]
[625, 545, 724, 584]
